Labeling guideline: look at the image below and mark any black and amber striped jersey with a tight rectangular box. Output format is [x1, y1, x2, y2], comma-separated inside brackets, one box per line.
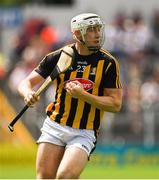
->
[35, 44, 122, 132]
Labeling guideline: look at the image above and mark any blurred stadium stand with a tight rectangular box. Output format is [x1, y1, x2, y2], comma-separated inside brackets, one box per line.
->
[0, 0, 159, 151]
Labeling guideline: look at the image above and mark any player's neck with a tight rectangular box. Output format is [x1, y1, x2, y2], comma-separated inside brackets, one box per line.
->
[75, 43, 92, 56]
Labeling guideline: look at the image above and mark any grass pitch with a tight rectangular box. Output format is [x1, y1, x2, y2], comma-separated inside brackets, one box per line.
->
[0, 144, 159, 179]
[0, 164, 159, 179]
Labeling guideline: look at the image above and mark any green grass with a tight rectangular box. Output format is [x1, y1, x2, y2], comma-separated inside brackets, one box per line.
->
[0, 164, 36, 179]
[1, 164, 159, 179]
[81, 164, 159, 179]
[1, 144, 159, 179]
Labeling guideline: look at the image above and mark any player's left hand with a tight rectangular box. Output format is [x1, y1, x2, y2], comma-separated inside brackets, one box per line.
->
[65, 80, 84, 99]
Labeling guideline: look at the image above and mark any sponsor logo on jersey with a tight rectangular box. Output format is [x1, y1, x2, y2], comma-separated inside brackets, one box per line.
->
[64, 78, 94, 91]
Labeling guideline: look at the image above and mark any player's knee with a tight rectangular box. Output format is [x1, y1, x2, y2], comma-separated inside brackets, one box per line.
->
[56, 169, 79, 179]
[36, 167, 55, 179]
[36, 171, 54, 179]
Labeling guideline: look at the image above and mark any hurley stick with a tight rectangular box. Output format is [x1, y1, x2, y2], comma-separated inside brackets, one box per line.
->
[8, 46, 74, 132]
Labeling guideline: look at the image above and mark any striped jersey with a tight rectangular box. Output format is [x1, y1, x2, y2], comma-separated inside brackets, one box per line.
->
[35, 44, 122, 132]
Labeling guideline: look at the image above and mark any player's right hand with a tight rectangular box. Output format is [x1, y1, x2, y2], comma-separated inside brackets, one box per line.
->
[24, 91, 40, 107]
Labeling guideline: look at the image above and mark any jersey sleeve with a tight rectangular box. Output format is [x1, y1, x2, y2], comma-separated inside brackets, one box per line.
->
[103, 58, 122, 88]
[34, 51, 61, 79]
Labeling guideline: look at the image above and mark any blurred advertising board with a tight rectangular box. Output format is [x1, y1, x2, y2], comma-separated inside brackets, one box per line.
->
[92, 144, 159, 166]
[0, 7, 23, 27]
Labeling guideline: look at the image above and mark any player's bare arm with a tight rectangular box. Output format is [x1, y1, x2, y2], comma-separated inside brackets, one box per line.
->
[65, 81, 123, 112]
[18, 70, 45, 106]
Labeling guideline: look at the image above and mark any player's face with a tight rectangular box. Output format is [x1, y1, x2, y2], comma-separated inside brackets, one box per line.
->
[84, 25, 104, 48]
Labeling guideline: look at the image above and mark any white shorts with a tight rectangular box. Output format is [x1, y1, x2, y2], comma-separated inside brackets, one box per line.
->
[37, 117, 96, 156]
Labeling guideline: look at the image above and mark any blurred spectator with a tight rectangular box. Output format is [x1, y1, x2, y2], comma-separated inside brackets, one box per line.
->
[8, 36, 49, 94]
[124, 11, 151, 55]
[140, 63, 159, 107]
[147, 9, 159, 55]
[40, 26, 59, 46]
[0, 51, 9, 83]
[11, 18, 47, 57]
[0, 53, 6, 79]
[104, 11, 127, 56]
[104, 11, 151, 56]
[9, 18, 59, 74]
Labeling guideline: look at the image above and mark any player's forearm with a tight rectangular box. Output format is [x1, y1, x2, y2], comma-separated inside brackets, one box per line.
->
[18, 71, 44, 98]
[18, 79, 34, 98]
[80, 91, 122, 112]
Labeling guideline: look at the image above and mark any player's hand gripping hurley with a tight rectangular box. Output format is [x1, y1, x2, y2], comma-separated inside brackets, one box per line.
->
[8, 46, 74, 132]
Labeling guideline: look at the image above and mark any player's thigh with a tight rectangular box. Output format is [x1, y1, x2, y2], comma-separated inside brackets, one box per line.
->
[56, 147, 88, 178]
[36, 142, 65, 177]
